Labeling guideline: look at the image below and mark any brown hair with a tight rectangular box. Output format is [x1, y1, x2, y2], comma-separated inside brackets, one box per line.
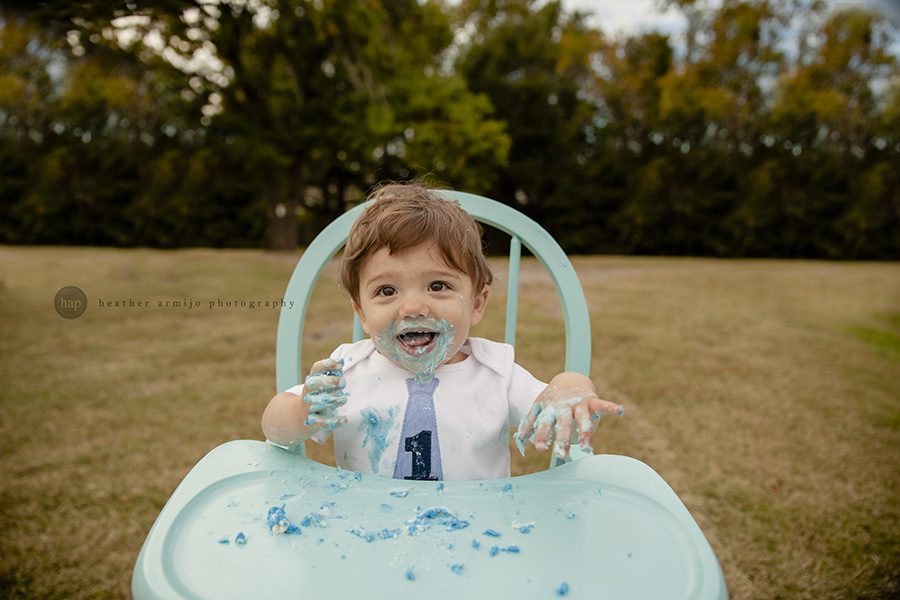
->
[341, 183, 493, 304]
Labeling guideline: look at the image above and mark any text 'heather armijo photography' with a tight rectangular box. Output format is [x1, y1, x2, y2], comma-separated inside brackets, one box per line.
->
[53, 286, 298, 318]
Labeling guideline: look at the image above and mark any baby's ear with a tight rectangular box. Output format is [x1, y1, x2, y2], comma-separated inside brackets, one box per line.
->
[352, 300, 369, 334]
[470, 285, 490, 325]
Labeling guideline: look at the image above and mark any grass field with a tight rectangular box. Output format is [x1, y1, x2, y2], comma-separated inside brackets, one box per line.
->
[1, 246, 898, 599]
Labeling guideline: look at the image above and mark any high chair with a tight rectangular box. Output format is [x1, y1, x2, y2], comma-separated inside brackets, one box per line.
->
[133, 190, 727, 599]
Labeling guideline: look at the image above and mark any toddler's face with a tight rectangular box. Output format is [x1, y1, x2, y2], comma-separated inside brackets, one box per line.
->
[353, 243, 489, 377]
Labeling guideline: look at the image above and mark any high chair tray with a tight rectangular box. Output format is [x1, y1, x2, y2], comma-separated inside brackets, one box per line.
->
[133, 440, 727, 599]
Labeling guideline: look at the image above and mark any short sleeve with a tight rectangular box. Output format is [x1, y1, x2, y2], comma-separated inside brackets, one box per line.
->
[507, 362, 547, 427]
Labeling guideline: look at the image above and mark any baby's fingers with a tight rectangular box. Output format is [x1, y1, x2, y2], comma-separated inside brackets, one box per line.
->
[309, 357, 344, 377]
[305, 392, 348, 413]
[304, 374, 345, 394]
[554, 409, 574, 459]
[304, 413, 348, 430]
[588, 396, 624, 419]
[516, 402, 541, 441]
[533, 408, 558, 452]
[573, 402, 593, 449]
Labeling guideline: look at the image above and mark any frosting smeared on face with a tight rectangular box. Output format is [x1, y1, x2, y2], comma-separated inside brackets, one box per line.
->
[353, 243, 489, 377]
[372, 316, 455, 383]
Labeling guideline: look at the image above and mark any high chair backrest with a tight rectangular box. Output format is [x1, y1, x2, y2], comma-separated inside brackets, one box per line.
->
[275, 190, 592, 455]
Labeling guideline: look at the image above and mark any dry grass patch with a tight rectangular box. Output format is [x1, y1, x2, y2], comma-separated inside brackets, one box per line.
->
[1, 247, 897, 599]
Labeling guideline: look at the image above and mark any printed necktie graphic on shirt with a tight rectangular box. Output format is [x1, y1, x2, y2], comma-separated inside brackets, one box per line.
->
[393, 377, 443, 481]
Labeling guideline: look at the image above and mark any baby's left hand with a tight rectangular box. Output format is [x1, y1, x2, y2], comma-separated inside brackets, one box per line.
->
[515, 373, 624, 459]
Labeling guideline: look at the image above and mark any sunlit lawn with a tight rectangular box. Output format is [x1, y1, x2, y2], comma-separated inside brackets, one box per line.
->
[1, 246, 898, 598]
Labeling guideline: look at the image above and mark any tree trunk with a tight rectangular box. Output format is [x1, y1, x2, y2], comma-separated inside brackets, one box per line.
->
[265, 165, 298, 250]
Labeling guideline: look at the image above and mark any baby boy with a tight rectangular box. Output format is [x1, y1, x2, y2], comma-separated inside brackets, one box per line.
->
[261, 183, 623, 480]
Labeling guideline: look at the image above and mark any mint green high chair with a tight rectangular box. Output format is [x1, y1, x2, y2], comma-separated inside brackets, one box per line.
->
[132, 190, 727, 599]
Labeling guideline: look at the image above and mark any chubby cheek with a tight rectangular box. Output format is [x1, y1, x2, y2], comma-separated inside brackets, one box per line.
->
[372, 313, 392, 333]
[363, 306, 393, 335]
[434, 295, 466, 318]
[451, 295, 473, 339]
[454, 293, 469, 315]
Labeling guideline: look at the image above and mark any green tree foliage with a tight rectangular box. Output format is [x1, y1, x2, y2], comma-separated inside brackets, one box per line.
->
[456, 0, 600, 235]
[0, 4, 243, 246]
[0, 12, 54, 242]
[1, 1, 509, 248]
[0, 0, 897, 257]
[769, 7, 899, 257]
[636, 0, 788, 255]
[134, 0, 510, 248]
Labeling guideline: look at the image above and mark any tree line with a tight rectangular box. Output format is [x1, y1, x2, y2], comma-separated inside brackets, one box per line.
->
[1, 0, 897, 258]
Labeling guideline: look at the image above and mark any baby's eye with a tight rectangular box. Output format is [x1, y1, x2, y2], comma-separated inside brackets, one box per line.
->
[428, 281, 450, 292]
[375, 285, 396, 297]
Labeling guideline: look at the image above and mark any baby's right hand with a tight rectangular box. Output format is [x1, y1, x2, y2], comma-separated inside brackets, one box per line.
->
[301, 358, 349, 431]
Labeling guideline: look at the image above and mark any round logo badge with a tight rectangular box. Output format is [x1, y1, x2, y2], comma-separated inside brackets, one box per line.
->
[54, 286, 87, 319]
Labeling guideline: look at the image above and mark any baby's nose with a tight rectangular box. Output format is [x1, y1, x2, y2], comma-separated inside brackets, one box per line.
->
[398, 293, 430, 318]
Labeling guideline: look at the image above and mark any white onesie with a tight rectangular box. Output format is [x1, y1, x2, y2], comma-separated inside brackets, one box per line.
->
[284, 337, 547, 480]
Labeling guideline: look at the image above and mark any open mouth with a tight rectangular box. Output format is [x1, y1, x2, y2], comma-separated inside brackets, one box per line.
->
[396, 329, 439, 355]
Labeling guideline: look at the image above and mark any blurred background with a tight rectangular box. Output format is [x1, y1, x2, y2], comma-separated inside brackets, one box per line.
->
[2, 2, 899, 598]
[1, 0, 897, 258]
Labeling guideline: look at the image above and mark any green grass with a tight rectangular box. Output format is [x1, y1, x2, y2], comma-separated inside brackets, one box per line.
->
[850, 313, 900, 361]
[1, 247, 898, 598]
